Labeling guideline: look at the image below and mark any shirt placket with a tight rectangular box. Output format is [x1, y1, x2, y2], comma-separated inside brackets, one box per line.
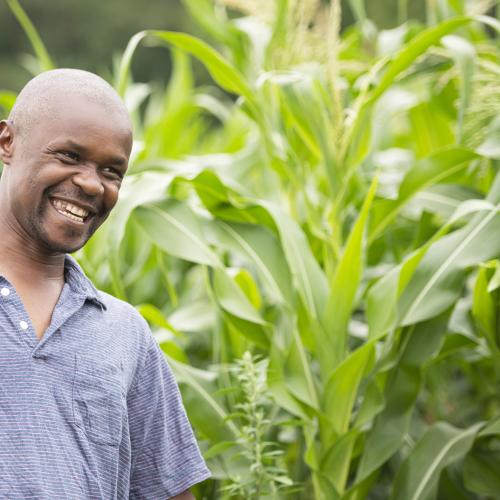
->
[0, 279, 38, 350]
[0, 277, 88, 358]
[31, 284, 87, 359]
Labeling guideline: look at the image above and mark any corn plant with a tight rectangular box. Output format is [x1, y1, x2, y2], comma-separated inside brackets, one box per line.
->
[3, 0, 500, 498]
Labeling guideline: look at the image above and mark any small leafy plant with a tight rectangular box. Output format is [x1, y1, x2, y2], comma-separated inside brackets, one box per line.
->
[223, 352, 294, 499]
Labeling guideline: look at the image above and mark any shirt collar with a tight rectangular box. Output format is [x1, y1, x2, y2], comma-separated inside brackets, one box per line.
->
[64, 255, 107, 310]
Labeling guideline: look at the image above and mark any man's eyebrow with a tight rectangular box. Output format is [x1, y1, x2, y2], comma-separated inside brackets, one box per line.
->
[52, 139, 128, 166]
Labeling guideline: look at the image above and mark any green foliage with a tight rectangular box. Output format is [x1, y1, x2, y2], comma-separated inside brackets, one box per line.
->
[4, 0, 500, 498]
[223, 352, 294, 498]
[5, 0, 54, 73]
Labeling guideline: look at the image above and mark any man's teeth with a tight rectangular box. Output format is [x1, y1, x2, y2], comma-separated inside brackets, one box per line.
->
[52, 199, 90, 222]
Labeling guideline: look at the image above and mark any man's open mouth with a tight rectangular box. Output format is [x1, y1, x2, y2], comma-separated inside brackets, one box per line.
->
[51, 198, 91, 223]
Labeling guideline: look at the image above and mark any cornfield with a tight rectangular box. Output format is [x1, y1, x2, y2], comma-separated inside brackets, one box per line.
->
[2, 0, 500, 498]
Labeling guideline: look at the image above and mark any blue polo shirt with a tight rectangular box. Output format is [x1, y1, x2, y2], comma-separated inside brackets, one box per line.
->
[0, 256, 210, 499]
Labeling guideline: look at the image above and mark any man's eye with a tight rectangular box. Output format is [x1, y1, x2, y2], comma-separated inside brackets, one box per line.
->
[58, 151, 80, 162]
[102, 167, 123, 180]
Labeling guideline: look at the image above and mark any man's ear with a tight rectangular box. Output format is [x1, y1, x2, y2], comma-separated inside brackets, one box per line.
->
[0, 120, 15, 165]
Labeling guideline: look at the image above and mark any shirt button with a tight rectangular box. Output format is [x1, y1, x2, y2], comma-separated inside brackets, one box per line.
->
[1, 287, 10, 297]
[19, 321, 29, 330]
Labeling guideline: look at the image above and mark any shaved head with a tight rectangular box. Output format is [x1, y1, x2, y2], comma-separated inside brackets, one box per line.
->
[8, 69, 131, 139]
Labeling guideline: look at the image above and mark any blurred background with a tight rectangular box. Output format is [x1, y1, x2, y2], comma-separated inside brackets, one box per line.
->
[0, 0, 431, 92]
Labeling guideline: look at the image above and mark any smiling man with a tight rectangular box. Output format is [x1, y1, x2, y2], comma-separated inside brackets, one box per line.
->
[0, 69, 210, 499]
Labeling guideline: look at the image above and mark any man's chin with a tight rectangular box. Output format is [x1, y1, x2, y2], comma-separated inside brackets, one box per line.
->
[30, 213, 98, 254]
[38, 228, 92, 254]
[41, 239, 87, 254]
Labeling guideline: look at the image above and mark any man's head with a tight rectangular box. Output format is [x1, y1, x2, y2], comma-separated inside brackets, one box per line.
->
[0, 69, 133, 254]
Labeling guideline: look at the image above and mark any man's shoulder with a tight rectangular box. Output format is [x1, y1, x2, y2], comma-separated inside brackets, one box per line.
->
[91, 290, 154, 389]
[98, 289, 143, 318]
[65, 255, 153, 348]
[96, 289, 151, 336]
[65, 256, 143, 322]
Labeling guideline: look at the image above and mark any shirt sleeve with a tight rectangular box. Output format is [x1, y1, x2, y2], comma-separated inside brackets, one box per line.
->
[127, 336, 211, 499]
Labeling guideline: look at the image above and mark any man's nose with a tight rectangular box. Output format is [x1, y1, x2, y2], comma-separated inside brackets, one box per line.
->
[72, 168, 105, 196]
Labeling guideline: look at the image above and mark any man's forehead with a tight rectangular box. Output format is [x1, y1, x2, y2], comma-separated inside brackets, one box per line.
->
[48, 92, 130, 124]
[10, 69, 132, 142]
[26, 93, 132, 148]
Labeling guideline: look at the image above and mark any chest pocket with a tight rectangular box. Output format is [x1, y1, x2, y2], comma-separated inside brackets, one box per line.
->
[73, 355, 125, 447]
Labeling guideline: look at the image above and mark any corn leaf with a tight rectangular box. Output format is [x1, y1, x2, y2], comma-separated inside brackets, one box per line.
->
[7, 0, 54, 72]
[391, 421, 484, 500]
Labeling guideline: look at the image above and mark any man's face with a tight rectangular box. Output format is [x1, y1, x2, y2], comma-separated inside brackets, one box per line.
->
[2, 95, 132, 254]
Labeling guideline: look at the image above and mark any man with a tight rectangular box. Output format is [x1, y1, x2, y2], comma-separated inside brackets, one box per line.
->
[0, 69, 210, 499]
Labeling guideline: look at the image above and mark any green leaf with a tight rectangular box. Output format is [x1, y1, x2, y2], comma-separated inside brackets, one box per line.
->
[203, 441, 237, 460]
[137, 303, 184, 338]
[348, 0, 367, 24]
[268, 344, 314, 420]
[231, 268, 262, 309]
[399, 148, 478, 201]
[212, 267, 266, 325]
[282, 327, 319, 410]
[169, 300, 215, 333]
[391, 421, 484, 500]
[353, 376, 385, 429]
[7, 0, 54, 72]
[408, 102, 454, 157]
[106, 172, 173, 298]
[477, 116, 500, 160]
[398, 200, 500, 326]
[368, 234, 434, 339]
[323, 341, 376, 438]
[139, 51, 199, 160]
[115, 31, 148, 96]
[357, 313, 449, 483]
[223, 312, 270, 349]
[320, 431, 358, 495]
[475, 14, 500, 34]
[320, 342, 376, 493]
[168, 357, 238, 442]
[262, 202, 328, 322]
[116, 29, 256, 118]
[464, 449, 500, 497]
[134, 199, 222, 267]
[269, 72, 339, 192]
[0, 91, 17, 115]
[347, 16, 477, 178]
[413, 185, 479, 221]
[441, 35, 476, 143]
[191, 170, 277, 230]
[478, 417, 500, 437]
[369, 17, 472, 105]
[158, 340, 189, 364]
[182, 0, 240, 47]
[322, 175, 378, 372]
[370, 148, 479, 242]
[149, 31, 255, 103]
[472, 263, 499, 352]
[212, 221, 292, 305]
[356, 362, 420, 483]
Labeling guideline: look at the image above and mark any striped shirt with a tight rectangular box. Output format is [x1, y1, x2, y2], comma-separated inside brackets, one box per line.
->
[0, 256, 210, 499]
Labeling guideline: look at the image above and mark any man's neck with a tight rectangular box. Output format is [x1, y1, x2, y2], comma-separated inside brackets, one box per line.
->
[0, 219, 65, 286]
